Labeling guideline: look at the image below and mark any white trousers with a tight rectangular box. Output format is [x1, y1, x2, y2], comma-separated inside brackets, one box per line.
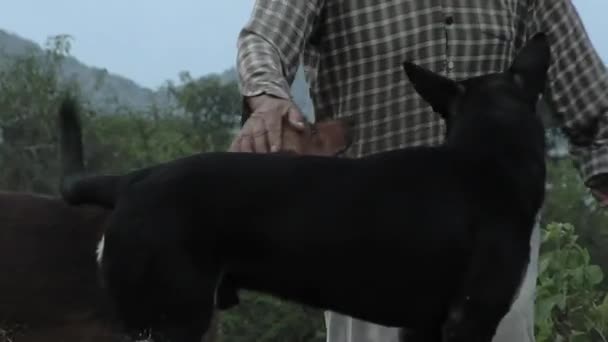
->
[324, 223, 541, 342]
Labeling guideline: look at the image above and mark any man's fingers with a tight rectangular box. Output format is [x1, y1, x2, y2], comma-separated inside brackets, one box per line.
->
[240, 135, 254, 153]
[265, 115, 283, 153]
[238, 122, 255, 153]
[287, 107, 306, 131]
[250, 117, 269, 153]
[253, 130, 269, 153]
[228, 136, 240, 152]
[591, 189, 608, 207]
[240, 100, 303, 153]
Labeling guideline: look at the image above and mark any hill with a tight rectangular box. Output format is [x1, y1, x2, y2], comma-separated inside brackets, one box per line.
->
[0, 29, 314, 119]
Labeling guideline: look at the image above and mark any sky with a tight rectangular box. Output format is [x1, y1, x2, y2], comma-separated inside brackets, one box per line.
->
[0, 1, 605, 90]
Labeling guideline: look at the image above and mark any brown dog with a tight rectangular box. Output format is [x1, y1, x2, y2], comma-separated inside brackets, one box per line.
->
[0, 191, 118, 342]
[0, 98, 351, 342]
[229, 114, 352, 156]
[0, 97, 120, 342]
[281, 118, 352, 156]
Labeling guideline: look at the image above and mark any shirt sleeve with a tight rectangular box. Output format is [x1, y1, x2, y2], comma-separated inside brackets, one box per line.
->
[529, 0, 608, 186]
[235, 0, 324, 119]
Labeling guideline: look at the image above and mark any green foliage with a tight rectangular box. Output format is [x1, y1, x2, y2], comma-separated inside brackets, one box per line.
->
[536, 222, 608, 342]
[0, 34, 77, 193]
[166, 71, 241, 151]
[535, 153, 608, 341]
[218, 292, 325, 342]
[0, 36, 239, 192]
[83, 110, 201, 172]
[542, 158, 608, 282]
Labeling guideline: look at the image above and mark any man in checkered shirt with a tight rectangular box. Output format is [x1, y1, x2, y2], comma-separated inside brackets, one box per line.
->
[231, 1, 608, 341]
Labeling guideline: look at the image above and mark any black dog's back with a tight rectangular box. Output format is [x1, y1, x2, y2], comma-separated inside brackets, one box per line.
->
[212, 148, 476, 328]
[87, 144, 475, 330]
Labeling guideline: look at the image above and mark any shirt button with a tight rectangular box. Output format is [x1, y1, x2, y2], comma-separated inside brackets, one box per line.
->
[445, 16, 454, 26]
[447, 60, 455, 71]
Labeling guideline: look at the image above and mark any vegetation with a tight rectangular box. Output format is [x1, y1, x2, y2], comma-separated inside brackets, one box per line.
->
[1, 35, 608, 341]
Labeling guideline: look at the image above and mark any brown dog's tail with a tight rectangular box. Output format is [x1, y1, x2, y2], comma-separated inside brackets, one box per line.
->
[58, 94, 122, 209]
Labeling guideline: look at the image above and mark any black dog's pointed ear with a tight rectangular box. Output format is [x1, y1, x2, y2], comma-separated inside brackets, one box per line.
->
[402, 61, 465, 119]
[508, 32, 552, 101]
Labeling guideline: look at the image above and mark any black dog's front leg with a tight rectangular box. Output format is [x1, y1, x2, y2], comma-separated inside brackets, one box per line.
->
[441, 221, 532, 342]
[215, 274, 241, 310]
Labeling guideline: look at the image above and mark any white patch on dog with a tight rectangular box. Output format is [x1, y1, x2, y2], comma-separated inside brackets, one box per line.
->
[96, 234, 105, 266]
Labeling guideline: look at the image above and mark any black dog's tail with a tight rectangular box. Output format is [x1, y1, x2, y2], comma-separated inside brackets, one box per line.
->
[58, 93, 85, 179]
[58, 94, 121, 209]
[62, 174, 122, 209]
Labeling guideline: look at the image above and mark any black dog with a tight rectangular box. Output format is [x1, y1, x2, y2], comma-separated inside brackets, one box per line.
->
[61, 33, 551, 342]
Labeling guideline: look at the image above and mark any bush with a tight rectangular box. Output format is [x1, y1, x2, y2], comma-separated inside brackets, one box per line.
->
[536, 222, 608, 342]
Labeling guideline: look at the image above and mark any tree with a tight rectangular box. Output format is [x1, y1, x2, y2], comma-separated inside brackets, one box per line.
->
[166, 71, 241, 152]
[0, 34, 78, 193]
[536, 222, 608, 342]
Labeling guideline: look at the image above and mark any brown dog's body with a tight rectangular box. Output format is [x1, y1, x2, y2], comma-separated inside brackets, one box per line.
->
[0, 192, 120, 341]
[0, 193, 107, 321]
[280, 119, 351, 156]
[229, 115, 352, 156]
[0, 97, 350, 341]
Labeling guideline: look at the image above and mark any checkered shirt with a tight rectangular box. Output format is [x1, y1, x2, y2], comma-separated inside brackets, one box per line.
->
[236, 0, 608, 184]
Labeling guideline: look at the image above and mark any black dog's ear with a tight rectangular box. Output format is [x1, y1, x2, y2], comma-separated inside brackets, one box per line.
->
[508, 32, 552, 101]
[402, 61, 465, 119]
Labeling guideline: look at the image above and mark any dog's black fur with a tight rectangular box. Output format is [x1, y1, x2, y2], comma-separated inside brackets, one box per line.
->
[61, 33, 551, 342]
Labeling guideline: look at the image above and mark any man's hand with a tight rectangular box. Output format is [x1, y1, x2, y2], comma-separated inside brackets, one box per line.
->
[587, 173, 608, 207]
[229, 94, 306, 153]
[591, 187, 608, 207]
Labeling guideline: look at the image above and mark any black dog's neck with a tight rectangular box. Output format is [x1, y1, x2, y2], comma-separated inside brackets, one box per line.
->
[446, 103, 544, 158]
[442, 103, 546, 213]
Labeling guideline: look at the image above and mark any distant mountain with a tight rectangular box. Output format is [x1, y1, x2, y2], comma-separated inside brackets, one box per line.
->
[0, 29, 315, 119]
[0, 29, 171, 113]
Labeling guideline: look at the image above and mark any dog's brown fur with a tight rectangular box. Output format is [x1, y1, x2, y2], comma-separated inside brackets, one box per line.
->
[0, 191, 120, 341]
[0, 98, 351, 342]
[278, 118, 352, 155]
[229, 116, 352, 156]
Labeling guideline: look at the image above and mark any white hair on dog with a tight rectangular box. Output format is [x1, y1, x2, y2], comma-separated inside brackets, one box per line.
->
[96, 234, 105, 266]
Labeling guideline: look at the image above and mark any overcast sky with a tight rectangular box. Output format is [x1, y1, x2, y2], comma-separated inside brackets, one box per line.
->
[0, 1, 605, 89]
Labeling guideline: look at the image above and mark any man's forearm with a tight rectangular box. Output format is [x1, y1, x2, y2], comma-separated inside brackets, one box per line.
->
[237, 31, 293, 125]
[530, 0, 608, 184]
[237, 33, 293, 102]
[235, 0, 325, 122]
